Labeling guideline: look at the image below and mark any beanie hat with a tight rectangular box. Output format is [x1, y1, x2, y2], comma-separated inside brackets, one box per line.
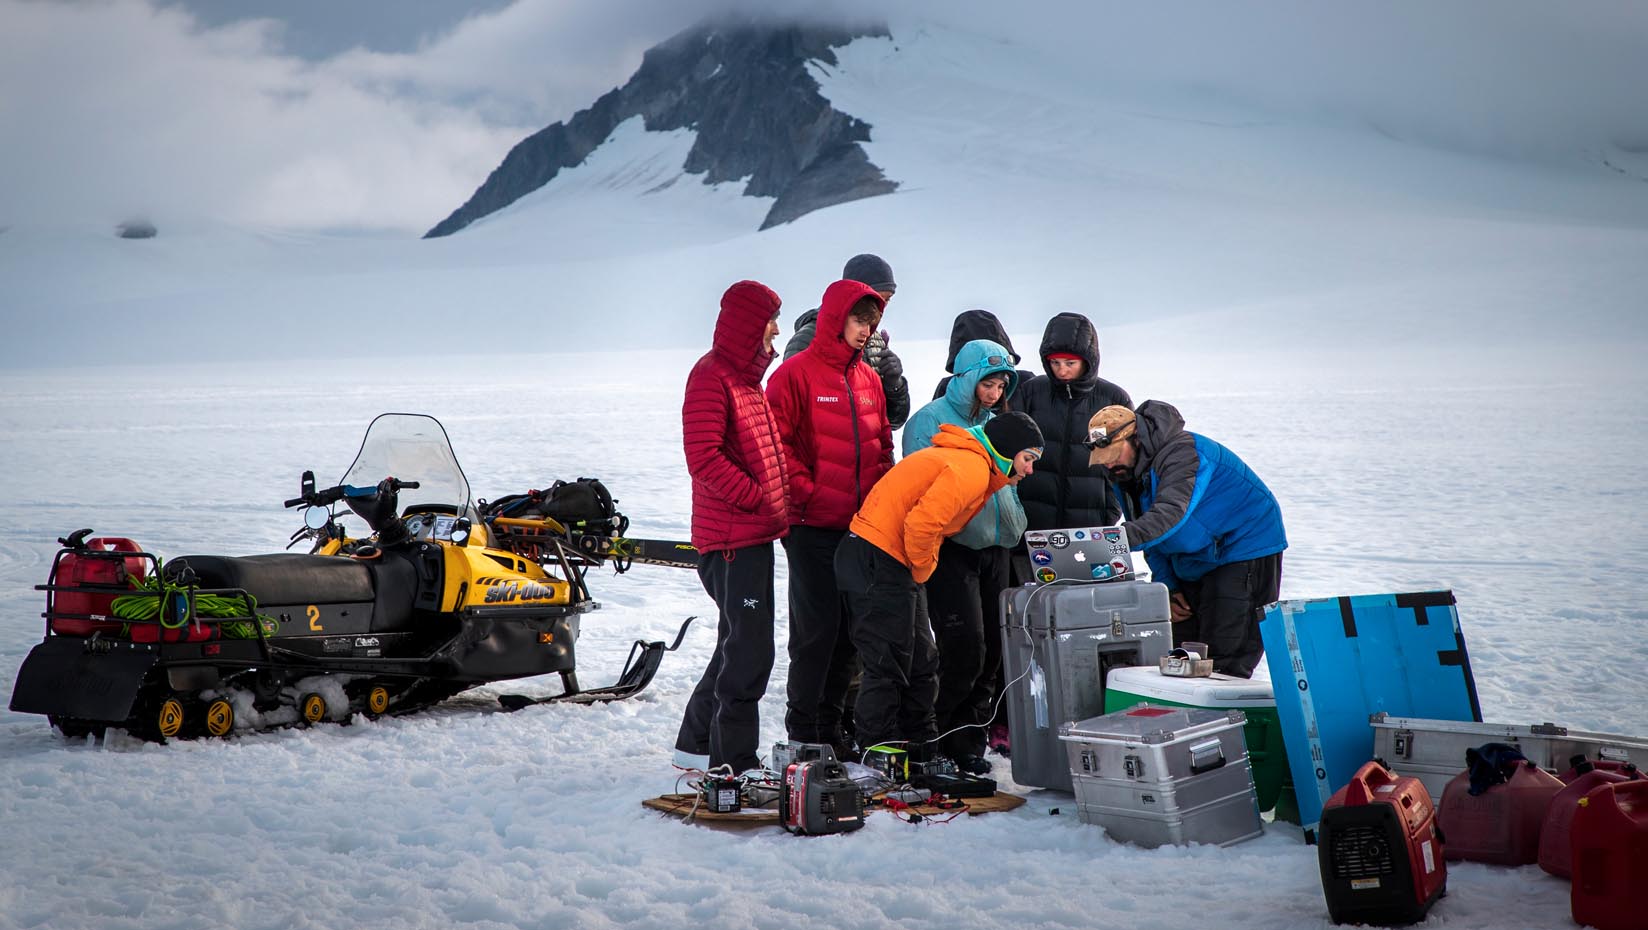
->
[977, 412, 1044, 474]
[1046, 352, 1083, 363]
[842, 253, 896, 294]
[1087, 405, 1137, 468]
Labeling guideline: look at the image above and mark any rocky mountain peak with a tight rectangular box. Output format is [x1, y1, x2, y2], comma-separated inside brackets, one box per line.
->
[424, 18, 898, 238]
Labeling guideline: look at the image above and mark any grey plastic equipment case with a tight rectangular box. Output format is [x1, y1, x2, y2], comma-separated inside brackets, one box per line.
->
[1370, 713, 1648, 808]
[1060, 705, 1264, 848]
[999, 580, 1173, 792]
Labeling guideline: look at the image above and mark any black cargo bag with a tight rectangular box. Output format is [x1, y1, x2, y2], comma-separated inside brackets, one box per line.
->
[484, 478, 622, 532]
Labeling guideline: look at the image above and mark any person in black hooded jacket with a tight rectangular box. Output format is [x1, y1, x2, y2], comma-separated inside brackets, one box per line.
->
[929, 310, 1038, 412]
[1016, 312, 1133, 532]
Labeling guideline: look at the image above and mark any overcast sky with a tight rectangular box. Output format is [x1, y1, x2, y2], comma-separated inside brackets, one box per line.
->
[2, 0, 1645, 235]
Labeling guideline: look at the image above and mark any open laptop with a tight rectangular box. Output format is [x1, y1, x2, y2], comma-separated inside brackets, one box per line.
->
[1023, 525, 1134, 583]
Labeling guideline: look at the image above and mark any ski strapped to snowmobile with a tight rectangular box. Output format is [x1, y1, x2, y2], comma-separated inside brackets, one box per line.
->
[9, 414, 701, 741]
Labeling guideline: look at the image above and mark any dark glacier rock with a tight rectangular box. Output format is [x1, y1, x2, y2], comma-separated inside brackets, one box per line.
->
[425, 18, 897, 238]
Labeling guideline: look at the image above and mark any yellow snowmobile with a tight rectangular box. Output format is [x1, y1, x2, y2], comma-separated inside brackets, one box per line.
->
[9, 413, 695, 741]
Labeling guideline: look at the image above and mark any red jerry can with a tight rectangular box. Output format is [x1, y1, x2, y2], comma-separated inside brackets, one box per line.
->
[1542, 759, 1643, 879]
[1560, 757, 1642, 784]
[1317, 760, 1446, 926]
[1571, 779, 1648, 930]
[50, 537, 146, 636]
[1439, 760, 1563, 865]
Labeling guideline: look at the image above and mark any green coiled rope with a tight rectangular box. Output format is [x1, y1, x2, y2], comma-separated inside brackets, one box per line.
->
[111, 561, 279, 639]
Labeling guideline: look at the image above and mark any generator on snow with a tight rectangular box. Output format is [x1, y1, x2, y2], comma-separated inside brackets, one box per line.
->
[1317, 760, 1446, 926]
[780, 758, 864, 836]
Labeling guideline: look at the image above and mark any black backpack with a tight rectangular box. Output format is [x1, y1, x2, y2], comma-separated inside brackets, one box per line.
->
[483, 478, 623, 533]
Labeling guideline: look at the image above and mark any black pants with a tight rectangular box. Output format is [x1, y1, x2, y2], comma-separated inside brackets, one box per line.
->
[926, 541, 1012, 759]
[1175, 552, 1283, 679]
[674, 544, 776, 773]
[834, 533, 938, 752]
[781, 525, 857, 746]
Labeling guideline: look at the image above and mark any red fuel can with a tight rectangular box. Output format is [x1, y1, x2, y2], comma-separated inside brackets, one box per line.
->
[50, 537, 146, 636]
[1439, 760, 1563, 865]
[1571, 779, 1648, 930]
[1561, 757, 1642, 784]
[1543, 761, 1643, 879]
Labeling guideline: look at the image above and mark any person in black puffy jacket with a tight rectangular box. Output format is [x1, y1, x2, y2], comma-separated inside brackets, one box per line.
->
[929, 310, 1038, 412]
[1016, 312, 1132, 532]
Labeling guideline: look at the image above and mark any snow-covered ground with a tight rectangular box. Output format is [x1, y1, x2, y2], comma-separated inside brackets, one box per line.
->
[4, 18, 1648, 930]
[1, 333, 1644, 930]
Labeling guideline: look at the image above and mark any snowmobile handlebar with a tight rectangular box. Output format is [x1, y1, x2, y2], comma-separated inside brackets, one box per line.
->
[284, 475, 420, 509]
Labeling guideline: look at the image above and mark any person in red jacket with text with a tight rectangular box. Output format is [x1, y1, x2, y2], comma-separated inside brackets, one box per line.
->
[766, 278, 893, 758]
[673, 280, 789, 775]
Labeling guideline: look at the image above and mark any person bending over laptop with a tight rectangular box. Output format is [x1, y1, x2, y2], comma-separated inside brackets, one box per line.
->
[835, 413, 1044, 759]
[1087, 402, 1287, 678]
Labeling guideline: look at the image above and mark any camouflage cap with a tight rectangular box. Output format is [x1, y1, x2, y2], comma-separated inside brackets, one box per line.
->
[1086, 406, 1138, 467]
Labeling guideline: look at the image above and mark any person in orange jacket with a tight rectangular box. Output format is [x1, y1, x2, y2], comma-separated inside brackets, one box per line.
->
[833, 412, 1044, 758]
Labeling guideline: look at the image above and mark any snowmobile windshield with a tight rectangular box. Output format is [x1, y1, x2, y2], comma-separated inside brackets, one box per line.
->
[339, 413, 472, 516]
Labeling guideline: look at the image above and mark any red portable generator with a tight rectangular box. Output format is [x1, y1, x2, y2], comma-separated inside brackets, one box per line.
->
[1318, 760, 1446, 926]
[780, 759, 864, 836]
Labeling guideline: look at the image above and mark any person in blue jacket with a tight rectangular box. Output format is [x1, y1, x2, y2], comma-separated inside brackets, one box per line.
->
[1088, 401, 1286, 678]
[903, 339, 1027, 770]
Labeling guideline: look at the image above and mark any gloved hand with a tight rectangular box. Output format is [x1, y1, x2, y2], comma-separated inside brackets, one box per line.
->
[863, 331, 904, 383]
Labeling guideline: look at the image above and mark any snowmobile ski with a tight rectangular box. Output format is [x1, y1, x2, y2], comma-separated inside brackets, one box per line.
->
[497, 615, 696, 710]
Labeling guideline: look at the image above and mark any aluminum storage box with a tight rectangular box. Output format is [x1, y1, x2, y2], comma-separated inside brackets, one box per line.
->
[1060, 705, 1263, 848]
[1000, 580, 1172, 792]
[1103, 665, 1287, 813]
[1370, 713, 1648, 809]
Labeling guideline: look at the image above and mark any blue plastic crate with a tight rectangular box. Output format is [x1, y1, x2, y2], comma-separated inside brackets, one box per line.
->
[1261, 591, 1480, 837]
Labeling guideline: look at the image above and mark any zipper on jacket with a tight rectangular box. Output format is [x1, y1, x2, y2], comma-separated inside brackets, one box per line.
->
[846, 356, 863, 506]
[1057, 389, 1080, 527]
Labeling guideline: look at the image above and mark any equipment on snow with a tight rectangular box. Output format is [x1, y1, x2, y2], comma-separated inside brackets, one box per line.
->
[9, 414, 696, 741]
[1317, 760, 1446, 927]
[998, 578, 1173, 793]
[1539, 756, 1643, 879]
[780, 758, 864, 835]
[1059, 705, 1264, 848]
[1438, 753, 1563, 865]
[1569, 779, 1648, 930]
[1368, 713, 1648, 813]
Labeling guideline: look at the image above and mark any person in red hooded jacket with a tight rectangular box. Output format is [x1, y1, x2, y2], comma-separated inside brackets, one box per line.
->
[672, 280, 789, 775]
[766, 279, 893, 757]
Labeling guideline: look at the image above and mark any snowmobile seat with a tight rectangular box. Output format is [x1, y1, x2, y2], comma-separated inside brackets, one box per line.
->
[165, 553, 374, 606]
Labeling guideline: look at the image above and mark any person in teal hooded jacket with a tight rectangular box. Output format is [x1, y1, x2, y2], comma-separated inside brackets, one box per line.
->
[902, 339, 1027, 770]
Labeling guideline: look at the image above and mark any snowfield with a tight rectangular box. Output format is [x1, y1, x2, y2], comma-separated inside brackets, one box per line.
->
[1, 337, 1643, 930]
[4, 18, 1648, 930]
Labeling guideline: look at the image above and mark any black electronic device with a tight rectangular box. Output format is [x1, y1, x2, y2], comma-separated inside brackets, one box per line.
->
[701, 774, 743, 814]
[912, 770, 997, 798]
